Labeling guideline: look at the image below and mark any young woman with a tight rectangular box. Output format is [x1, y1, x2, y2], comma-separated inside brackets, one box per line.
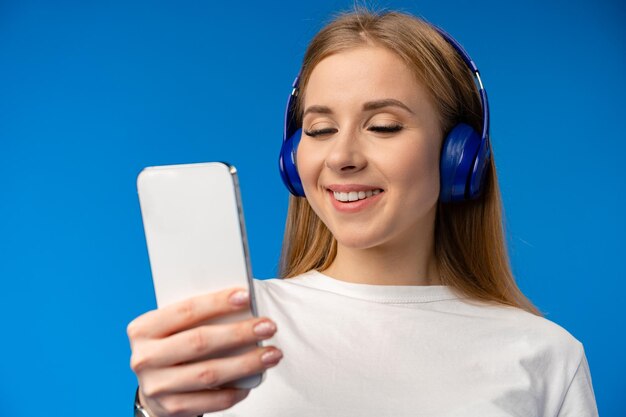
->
[128, 9, 599, 417]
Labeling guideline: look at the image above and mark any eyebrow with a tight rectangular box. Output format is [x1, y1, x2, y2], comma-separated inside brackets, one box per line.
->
[302, 98, 415, 118]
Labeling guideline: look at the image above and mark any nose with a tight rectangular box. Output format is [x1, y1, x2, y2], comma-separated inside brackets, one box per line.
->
[324, 128, 367, 174]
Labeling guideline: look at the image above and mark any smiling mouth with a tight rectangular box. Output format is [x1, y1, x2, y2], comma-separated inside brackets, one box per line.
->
[331, 189, 384, 203]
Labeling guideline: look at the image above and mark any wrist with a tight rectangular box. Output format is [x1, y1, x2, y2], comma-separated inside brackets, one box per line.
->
[134, 386, 203, 417]
[134, 386, 153, 417]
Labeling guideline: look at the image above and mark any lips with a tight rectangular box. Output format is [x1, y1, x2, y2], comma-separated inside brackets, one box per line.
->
[323, 184, 385, 213]
[326, 184, 384, 193]
[332, 189, 382, 202]
[326, 183, 385, 205]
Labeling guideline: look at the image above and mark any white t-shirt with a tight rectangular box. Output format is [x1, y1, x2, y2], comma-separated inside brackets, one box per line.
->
[206, 270, 598, 417]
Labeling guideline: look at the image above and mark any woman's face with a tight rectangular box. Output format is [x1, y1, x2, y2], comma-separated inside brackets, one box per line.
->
[296, 46, 443, 251]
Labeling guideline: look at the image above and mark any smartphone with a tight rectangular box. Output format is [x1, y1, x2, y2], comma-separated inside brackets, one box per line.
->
[136, 161, 263, 389]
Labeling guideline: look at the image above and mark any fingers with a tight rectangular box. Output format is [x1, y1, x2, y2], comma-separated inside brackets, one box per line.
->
[140, 345, 283, 397]
[128, 286, 249, 340]
[126, 286, 281, 415]
[136, 317, 277, 369]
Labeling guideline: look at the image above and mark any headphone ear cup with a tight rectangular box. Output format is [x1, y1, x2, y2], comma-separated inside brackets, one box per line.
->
[467, 137, 491, 200]
[278, 128, 305, 197]
[439, 123, 482, 202]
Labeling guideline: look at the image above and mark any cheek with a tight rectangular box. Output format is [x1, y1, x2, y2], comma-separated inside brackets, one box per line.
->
[296, 140, 330, 221]
[295, 139, 323, 192]
[386, 140, 441, 201]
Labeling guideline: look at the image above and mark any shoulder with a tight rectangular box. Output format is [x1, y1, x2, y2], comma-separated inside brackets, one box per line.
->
[463, 298, 587, 386]
[465, 297, 585, 360]
[252, 270, 320, 293]
[508, 305, 583, 355]
[505, 308, 597, 414]
[251, 273, 317, 304]
[251, 275, 305, 293]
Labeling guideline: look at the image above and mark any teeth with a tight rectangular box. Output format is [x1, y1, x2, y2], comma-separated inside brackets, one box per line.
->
[332, 189, 382, 202]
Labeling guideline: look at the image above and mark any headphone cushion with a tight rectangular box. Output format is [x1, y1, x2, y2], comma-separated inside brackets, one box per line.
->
[279, 128, 305, 197]
[467, 137, 491, 199]
[439, 123, 482, 202]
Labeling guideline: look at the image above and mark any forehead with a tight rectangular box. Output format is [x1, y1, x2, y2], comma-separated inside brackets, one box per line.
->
[303, 46, 430, 110]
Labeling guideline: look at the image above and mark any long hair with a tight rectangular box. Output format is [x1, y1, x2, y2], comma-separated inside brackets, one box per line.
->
[278, 9, 542, 316]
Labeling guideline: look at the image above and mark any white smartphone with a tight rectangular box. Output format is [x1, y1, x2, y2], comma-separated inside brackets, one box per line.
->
[136, 161, 264, 389]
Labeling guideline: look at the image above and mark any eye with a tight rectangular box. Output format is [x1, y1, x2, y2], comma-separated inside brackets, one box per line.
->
[303, 127, 338, 138]
[368, 124, 403, 134]
[303, 123, 403, 137]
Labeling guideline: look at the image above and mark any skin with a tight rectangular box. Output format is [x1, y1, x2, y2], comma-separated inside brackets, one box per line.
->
[297, 45, 444, 286]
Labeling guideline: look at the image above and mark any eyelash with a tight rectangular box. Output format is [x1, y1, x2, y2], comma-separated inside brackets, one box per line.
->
[303, 124, 403, 137]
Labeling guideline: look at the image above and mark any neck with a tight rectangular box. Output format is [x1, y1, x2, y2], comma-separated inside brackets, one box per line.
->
[321, 216, 442, 286]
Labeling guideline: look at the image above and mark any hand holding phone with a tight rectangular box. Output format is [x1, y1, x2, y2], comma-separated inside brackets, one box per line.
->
[128, 162, 282, 416]
[127, 286, 282, 416]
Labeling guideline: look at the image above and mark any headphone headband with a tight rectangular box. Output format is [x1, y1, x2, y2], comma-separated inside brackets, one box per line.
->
[283, 75, 301, 147]
[430, 24, 490, 149]
[282, 24, 490, 148]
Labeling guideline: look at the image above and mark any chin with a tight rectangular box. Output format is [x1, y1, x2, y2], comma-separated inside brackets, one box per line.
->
[331, 229, 388, 250]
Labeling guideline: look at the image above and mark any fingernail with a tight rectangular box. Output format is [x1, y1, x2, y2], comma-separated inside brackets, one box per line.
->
[261, 349, 283, 365]
[253, 321, 276, 337]
[236, 389, 250, 401]
[229, 290, 249, 306]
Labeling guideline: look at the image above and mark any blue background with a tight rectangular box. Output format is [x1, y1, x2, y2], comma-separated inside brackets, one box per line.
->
[1, 0, 623, 415]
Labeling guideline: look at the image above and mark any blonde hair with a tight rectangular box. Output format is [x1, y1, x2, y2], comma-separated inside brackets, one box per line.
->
[278, 9, 542, 316]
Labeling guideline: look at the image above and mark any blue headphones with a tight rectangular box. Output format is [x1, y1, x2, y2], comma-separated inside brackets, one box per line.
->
[278, 24, 491, 203]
